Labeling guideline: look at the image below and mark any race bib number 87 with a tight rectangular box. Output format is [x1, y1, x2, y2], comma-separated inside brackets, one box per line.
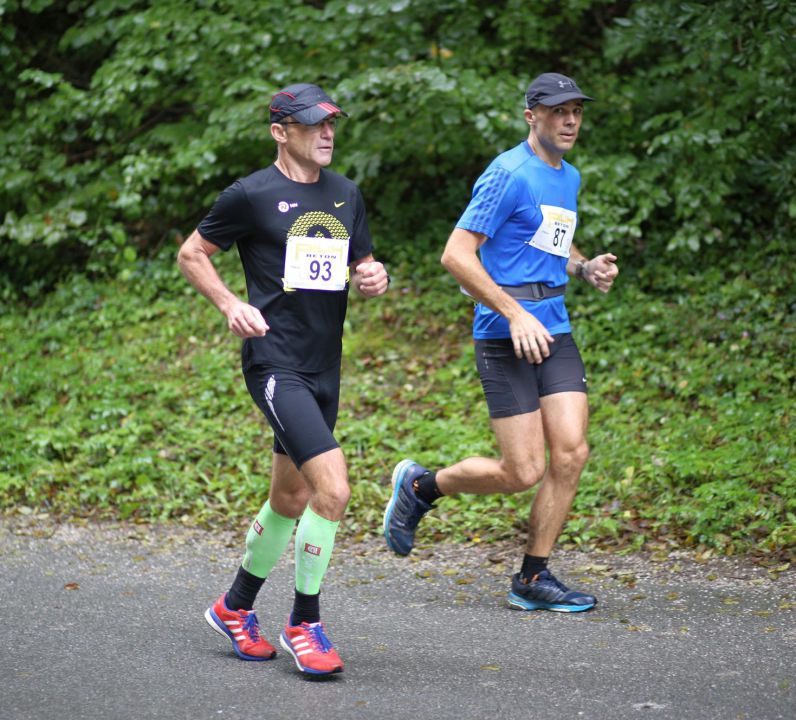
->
[284, 236, 350, 291]
[527, 205, 577, 258]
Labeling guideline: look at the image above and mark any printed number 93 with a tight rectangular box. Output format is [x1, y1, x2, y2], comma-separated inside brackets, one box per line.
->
[309, 260, 333, 282]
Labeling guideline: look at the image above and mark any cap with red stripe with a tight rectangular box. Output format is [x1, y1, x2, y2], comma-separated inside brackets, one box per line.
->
[269, 83, 348, 125]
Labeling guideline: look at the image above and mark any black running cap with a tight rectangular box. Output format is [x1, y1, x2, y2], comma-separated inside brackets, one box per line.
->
[269, 83, 348, 124]
[525, 73, 593, 108]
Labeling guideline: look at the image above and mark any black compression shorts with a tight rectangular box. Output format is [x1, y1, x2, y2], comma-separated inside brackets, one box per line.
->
[243, 363, 341, 468]
[474, 333, 587, 419]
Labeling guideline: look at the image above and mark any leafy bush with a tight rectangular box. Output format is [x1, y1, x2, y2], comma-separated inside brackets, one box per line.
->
[1, 247, 793, 562]
[1, 1, 793, 563]
[2, 1, 794, 295]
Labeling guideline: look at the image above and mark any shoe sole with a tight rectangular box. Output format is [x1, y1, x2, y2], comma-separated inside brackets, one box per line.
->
[279, 632, 343, 676]
[382, 458, 415, 556]
[506, 592, 595, 613]
[204, 607, 275, 661]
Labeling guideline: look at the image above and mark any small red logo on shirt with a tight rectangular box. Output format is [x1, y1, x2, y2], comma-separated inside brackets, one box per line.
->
[253, 520, 264, 536]
[304, 543, 321, 556]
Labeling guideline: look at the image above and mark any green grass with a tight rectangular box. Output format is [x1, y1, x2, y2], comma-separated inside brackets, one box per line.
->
[1, 249, 793, 564]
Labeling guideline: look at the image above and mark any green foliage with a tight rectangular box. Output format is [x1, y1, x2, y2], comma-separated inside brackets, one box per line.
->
[562, 266, 795, 559]
[586, 0, 796, 256]
[1, 249, 793, 561]
[3, 1, 793, 295]
[1, 1, 793, 562]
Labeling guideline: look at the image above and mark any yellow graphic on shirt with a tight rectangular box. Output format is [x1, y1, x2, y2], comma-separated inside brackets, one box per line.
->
[282, 211, 351, 292]
[288, 211, 348, 240]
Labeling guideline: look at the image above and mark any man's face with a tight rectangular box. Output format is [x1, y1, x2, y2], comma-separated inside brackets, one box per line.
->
[526, 100, 584, 155]
[275, 116, 338, 168]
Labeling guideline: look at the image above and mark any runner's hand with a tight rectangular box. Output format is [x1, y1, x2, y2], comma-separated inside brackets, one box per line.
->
[224, 300, 269, 338]
[355, 261, 389, 297]
[509, 311, 554, 364]
[585, 253, 619, 293]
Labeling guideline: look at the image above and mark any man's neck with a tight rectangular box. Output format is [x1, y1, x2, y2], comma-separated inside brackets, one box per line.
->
[274, 155, 322, 183]
[527, 136, 563, 169]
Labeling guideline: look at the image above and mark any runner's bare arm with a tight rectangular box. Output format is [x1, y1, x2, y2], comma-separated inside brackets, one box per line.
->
[177, 229, 269, 338]
[441, 227, 553, 364]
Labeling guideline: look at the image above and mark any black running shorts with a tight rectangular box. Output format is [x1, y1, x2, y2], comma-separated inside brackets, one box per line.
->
[474, 333, 587, 419]
[243, 363, 341, 468]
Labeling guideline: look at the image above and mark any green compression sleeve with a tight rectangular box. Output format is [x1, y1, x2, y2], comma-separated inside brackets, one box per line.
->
[294, 506, 339, 595]
[242, 500, 297, 578]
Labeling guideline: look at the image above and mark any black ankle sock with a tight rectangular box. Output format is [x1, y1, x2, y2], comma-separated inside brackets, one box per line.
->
[520, 554, 548, 582]
[226, 565, 266, 611]
[413, 471, 443, 505]
[290, 589, 320, 625]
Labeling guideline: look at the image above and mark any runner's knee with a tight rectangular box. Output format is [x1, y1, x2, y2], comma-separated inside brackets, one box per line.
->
[311, 482, 351, 518]
[269, 485, 311, 518]
[550, 441, 590, 478]
[502, 458, 546, 493]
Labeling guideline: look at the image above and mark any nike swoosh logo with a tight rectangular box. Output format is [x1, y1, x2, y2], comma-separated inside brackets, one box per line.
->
[334, 201, 345, 207]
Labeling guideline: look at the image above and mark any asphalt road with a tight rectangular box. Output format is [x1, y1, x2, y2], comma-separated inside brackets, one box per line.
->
[1, 517, 793, 720]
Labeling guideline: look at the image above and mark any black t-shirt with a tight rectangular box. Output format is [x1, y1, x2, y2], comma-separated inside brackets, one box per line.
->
[198, 165, 373, 372]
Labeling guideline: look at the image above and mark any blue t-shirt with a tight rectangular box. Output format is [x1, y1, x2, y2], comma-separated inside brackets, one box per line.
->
[456, 141, 581, 338]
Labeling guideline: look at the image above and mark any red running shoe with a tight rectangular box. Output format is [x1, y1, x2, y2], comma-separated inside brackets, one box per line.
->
[204, 594, 276, 661]
[280, 620, 344, 675]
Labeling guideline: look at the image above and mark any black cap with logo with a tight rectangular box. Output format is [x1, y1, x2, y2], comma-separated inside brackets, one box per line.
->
[269, 83, 348, 124]
[525, 73, 593, 108]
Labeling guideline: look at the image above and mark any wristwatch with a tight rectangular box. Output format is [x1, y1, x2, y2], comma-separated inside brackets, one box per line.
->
[575, 260, 587, 280]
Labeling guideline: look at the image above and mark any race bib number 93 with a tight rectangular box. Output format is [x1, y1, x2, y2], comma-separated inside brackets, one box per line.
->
[284, 236, 350, 291]
[527, 205, 577, 258]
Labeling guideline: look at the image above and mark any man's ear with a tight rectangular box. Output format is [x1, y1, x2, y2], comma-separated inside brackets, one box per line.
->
[523, 108, 534, 127]
[271, 122, 287, 144]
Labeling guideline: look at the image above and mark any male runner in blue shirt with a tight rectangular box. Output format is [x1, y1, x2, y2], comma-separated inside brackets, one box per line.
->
[384, 73, 619, 612]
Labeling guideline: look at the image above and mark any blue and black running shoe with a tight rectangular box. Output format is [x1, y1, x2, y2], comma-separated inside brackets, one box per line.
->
[383, 459, 434, 556]
[507, 570, 597, 612]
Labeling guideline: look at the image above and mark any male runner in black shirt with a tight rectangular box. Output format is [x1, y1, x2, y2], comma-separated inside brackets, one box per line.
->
[178, 83, 389, 676]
